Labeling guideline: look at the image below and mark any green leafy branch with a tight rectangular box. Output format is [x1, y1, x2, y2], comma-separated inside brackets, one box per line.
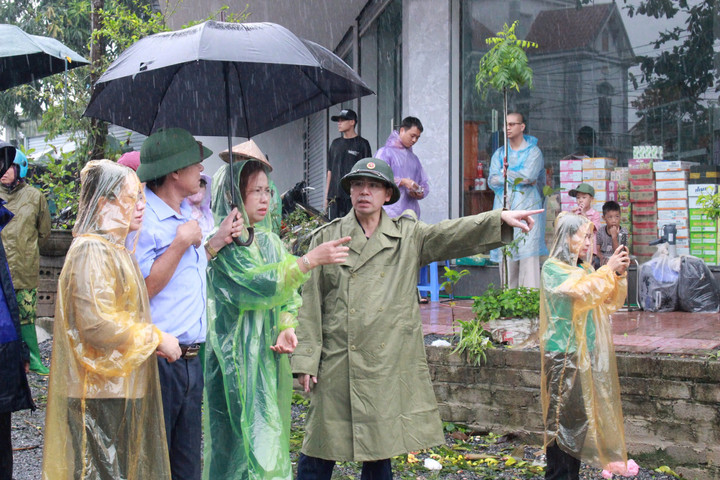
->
[472, 284, 540, 323]
[440, 266, 470, 302]
[453, 318, 494, 366]
[697, 192, 720, 221]
[475, 21, 538, 100]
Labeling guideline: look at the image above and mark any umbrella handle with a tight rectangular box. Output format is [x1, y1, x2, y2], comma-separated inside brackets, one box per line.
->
[233, 227, 254, 247]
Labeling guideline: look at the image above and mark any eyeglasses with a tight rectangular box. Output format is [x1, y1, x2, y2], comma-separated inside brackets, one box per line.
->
[349, 179, 386, 191]
[248, 187, 272, 199]
[507, 122, 523, 127]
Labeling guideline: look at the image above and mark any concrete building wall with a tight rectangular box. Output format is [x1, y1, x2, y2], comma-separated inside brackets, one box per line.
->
[404, 0, 453, 223]
[428, 346, 720, 480]
[194, 119, 305, 194]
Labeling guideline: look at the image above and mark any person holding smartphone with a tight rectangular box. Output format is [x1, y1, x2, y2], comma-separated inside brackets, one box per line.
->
[596, 201, 629, 266]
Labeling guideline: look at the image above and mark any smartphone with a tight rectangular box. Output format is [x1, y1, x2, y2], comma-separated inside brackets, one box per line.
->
[619, 232, 628, 251]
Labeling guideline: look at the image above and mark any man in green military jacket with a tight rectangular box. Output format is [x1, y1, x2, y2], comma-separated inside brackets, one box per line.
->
[292, 158, 542, 479]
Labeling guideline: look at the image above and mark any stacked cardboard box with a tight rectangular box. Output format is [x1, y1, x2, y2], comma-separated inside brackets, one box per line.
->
[628, 159, 656, 262]
[582, 158, 616, 212]
[633, 145, 664, 159]
[559, 159, 583, 212]
[611, 167, 631, 248]
[689, 184, 719, 265]
[689, 165, 720, 185]
[654, 161, 692, 256]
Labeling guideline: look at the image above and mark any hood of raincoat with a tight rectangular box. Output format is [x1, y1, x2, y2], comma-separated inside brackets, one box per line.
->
[383, 130, 409, 151]
[0, 180, 25, 199]
[211, 160, 281, 235]
[73, 160, 142, 245]
[519, 134, 538, 150]
[549, 212, 595, 266]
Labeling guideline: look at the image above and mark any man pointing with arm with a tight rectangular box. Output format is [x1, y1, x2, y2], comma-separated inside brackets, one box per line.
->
[292, 157, 542, 480]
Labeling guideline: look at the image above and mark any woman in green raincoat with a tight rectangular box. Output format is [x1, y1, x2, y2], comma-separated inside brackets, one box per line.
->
[540, 212, 631, 479]
[203, 141, 350, 480]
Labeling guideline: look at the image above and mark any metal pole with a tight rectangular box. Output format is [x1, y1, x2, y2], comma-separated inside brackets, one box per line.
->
[224, 61, 254, 247]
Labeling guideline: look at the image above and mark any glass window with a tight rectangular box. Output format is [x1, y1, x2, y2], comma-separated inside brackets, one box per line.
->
[375, 0, 402, 144]
[460, 0, 719, 214]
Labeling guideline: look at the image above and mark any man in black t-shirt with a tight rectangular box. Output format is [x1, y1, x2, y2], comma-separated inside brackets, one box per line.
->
[324, 109, 372, 219]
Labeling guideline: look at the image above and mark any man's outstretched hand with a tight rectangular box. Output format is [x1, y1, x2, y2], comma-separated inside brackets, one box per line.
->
[500, 209, 544, 233]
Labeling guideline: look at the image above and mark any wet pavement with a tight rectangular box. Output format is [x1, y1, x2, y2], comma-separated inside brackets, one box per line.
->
[421, 300, 720, 355]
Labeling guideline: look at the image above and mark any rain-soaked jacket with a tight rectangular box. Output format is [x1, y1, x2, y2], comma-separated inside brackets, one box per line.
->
[0, 181, 51, 289]
[0, 201, 34, 415]
[203, 160, 309, 480]
[540, 213, 628, 472]
[376, 130, 430, 219]
[42, 160, 170, 480]
[488, 135, 547, 262]
[292, 208, 511, 461]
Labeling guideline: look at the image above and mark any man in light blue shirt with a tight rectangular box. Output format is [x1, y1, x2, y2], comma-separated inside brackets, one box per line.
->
[134, 128, 243, 480]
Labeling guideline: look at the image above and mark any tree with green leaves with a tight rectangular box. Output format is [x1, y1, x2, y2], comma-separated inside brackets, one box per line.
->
[623, 0, 718, 159]
[0, 0, 248, 162]
[475, 21, 538, 287]
[0, 0, 167, 161]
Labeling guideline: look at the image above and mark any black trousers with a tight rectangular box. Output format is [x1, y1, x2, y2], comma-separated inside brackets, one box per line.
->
[545, 440, 581, 480]
[0, 412, 11, 480]
[297, 453, 392, 480]
[157, 356, 204, 480]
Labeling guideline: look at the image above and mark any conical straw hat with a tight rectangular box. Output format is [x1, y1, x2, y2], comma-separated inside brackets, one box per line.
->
[219, 139, 272, 171]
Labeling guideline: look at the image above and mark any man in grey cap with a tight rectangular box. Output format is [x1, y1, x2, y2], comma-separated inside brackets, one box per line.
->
[134, 127, 244, 480]
[324, 108, 372, 219]
[292, 157, 543, 480]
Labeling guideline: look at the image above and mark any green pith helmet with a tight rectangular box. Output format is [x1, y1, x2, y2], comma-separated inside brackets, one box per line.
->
[137, 127, 212, 182]
[340, 158, 400, 205]
[569, 182, 595, 198]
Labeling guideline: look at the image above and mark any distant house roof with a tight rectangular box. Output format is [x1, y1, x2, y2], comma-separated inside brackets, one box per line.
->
[526, 3, 615, 53]
[469, 18, 495, 50]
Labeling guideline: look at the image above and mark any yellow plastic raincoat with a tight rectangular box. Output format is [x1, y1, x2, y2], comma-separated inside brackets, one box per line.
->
[203, 160, 309, 480]
[42, 160, 170, 480]
[540, 213, 628, 472]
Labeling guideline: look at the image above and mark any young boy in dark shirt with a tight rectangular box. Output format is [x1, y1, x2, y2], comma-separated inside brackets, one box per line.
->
[596, 201, 629, 266]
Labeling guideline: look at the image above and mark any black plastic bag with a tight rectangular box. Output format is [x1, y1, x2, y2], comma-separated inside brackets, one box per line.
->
[678, 256, 720, 312]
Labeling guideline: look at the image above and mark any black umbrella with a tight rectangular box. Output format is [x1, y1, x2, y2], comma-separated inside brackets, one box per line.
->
[0, 24, 89, 91]
[84, 20, 373, 246]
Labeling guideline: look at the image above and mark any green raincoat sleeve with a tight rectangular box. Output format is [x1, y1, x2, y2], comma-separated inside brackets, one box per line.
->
[203, 162, 309, 480]
[540, 215, 629, 474]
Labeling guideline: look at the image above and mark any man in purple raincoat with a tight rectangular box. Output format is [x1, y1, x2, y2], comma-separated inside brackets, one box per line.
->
[376, 116, 430, 218]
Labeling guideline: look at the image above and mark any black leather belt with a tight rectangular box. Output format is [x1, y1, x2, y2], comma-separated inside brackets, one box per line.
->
[180, 344, 201, 359]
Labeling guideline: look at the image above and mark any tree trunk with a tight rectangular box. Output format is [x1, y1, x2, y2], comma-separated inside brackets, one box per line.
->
[502, 87, 509, 288]
[89, 0, 107, 160]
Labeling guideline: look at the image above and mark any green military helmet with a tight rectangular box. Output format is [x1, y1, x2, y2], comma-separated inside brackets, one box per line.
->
[137, 127, 212, 182]
[340, 158, 400, 205]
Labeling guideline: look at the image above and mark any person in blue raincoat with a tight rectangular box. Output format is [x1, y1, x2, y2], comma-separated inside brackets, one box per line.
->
[0, 141, 34, 480]
[203, 140, 350, 480]
[488, 112, 547, 288]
